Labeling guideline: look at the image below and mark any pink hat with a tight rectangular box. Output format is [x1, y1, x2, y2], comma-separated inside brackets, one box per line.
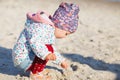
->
[51, 2, 80, 33]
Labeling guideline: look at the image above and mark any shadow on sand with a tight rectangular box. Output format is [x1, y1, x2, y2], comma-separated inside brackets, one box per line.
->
[0, 46, 62, 77]
[62, 53, 120, 80]
[0, 46, 29, 77]
[0, 46, 120, 80]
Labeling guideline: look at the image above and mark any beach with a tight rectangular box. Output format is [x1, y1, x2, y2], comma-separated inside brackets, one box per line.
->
[0, 0, 120, 80]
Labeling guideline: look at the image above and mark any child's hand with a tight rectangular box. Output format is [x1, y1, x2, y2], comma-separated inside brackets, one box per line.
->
[45, 53, 56, 61]
[61, 60, 68, 69]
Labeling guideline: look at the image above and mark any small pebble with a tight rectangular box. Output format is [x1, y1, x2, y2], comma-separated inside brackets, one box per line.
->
[70, 64, 78, 71]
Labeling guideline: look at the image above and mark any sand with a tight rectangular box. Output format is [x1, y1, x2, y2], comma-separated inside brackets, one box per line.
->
[0, 0, 120, 80]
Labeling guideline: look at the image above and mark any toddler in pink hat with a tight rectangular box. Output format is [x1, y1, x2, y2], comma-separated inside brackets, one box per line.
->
[12, 2, 79, 80]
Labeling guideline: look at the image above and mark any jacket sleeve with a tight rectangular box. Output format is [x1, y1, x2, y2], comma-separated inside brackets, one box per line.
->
[26, 23, 50, 60]
[29, 37, 50, 60]
[52, 45, 65, 65]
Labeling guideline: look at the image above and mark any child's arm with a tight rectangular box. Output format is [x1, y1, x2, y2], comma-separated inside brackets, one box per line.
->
[52, 45, 68, 69]
[29, 38, 51, 60]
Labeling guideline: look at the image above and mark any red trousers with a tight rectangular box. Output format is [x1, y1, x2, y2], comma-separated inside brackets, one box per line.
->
[27, 44, 54, 74]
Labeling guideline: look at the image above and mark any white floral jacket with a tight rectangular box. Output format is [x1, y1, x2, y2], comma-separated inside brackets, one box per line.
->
[12, 13, 64, 66]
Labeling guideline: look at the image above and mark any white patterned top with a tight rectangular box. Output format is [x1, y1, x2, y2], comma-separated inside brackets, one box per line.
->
[12, 14, 64, 66]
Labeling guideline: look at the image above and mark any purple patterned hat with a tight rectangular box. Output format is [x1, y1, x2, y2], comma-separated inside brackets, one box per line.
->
[51, 2, 80, 33]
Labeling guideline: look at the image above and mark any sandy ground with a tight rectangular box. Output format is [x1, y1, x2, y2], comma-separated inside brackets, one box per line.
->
[0, 0, 120, 80]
